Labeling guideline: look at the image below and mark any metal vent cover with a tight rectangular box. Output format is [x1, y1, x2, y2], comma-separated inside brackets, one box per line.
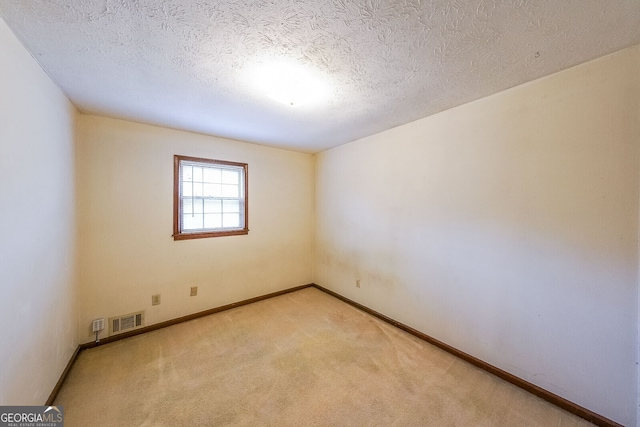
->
[109, 311, 145, 335]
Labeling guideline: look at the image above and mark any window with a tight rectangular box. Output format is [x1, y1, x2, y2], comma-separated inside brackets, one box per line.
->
[173, 155, 248, 240]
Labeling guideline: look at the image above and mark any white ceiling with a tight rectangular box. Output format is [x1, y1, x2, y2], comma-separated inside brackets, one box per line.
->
[1, 1, 639, 153]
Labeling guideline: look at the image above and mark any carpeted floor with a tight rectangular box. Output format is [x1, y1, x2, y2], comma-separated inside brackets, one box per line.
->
[55, 287, 593, 426]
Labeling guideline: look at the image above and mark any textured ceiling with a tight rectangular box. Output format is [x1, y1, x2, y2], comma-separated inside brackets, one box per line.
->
[1, 1, 640, 153]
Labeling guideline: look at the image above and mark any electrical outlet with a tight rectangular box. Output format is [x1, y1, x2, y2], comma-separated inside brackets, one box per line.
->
[190, 286, 198, 296]
[92, 318, 105, 332]
[152, 294, 161, 305]
[356, 279, 360, 288]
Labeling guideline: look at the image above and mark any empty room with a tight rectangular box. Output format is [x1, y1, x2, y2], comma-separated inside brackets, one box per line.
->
[1, 1, 639, 426]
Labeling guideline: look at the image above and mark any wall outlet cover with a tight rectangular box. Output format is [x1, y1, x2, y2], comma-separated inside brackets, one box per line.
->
[92, 318, 105, 332]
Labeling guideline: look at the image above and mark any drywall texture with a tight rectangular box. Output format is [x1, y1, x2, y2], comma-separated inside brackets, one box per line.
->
[76, 115, 314, 343]
[1, 1, 639, 152]
[0, 18, 78, 405]
[315, 46, 640, 426]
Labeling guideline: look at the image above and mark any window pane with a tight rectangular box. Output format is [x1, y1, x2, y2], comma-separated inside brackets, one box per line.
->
[193, 199, 204, 214]
[203, 183, 217, 197]
[182, 165, 193, 182]
[203, 168, 221, 183]
[204, 213, 222, 229]
[223, 199, 239, 213]
[182, 182, 193, 197]
[182, 198, 193, 214]
[183, 213, 203, 230]
[192, 167, 203, 182]
[222, 184, 238, 198]
[222, 170, 239, 184]
[222, 213, 240, 228]
[193, 182, 204, 197]
[204, 199, 222, 213]
[208, 184, 222, 197]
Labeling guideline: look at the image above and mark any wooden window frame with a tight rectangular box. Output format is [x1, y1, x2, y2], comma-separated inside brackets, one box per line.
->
[173, 155, 249, 240]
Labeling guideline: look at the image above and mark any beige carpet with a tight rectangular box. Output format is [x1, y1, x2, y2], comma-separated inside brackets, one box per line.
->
[55, 287, 593, 426]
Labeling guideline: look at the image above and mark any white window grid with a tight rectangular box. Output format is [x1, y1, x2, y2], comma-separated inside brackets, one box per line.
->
[179, 161, 245, 232]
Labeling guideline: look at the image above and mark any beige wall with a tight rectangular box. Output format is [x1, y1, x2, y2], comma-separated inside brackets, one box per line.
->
[0, 18, 78, 405]
[76, 115, 314, 343]
[315, 46, 640, 426]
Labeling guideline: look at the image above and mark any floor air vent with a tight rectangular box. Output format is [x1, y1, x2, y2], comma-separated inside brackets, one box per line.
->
[109, 311, 145, 335]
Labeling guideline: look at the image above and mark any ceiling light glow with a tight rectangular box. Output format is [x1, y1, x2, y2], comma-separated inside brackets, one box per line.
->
[249, 61, 328, 107]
